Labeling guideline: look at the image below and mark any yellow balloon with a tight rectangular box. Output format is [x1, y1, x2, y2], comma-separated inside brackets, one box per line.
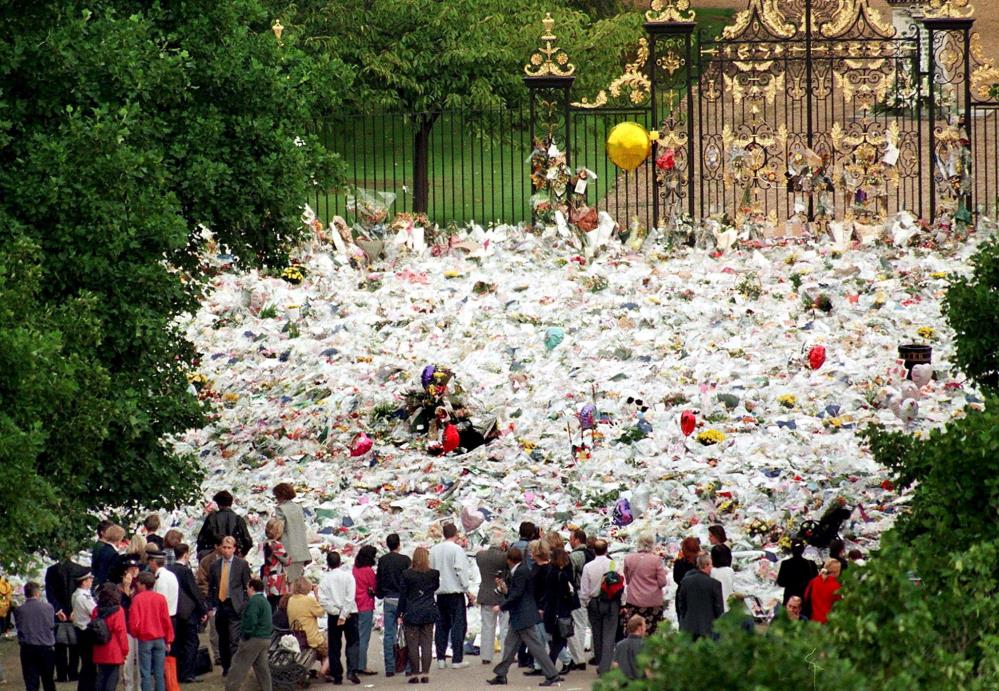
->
[606, 122, 657, 172]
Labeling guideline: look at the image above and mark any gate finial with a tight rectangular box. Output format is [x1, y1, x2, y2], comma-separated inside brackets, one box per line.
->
[646, 0, 696, 23]
[525, 13, 576, 77]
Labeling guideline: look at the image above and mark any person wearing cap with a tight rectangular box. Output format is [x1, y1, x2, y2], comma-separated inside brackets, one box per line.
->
[148, 550, 179, 618]
[71, 571, 98, 691]
[15, 581, 57, 691]
[196, 491, 253, 560]
[777, 539, 819, 606]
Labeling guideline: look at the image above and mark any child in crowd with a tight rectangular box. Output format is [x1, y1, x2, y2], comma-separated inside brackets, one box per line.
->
[612, 614, 648, 680]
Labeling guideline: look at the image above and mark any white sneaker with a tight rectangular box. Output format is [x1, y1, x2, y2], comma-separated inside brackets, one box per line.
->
[437, 660, 447, 669]
[449, 661, 470, 669]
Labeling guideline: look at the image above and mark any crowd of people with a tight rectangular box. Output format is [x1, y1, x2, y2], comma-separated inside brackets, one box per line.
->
[4, 483, 853, 690]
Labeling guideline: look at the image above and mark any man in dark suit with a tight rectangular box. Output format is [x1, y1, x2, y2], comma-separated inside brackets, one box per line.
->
[486, 548, 562, 687]
[168, 543, 207, 682]
[208, 536, 251, 677]
[675, 553, 724, 640]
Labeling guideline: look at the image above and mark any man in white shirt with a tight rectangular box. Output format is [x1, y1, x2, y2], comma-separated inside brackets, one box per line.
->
[429, 523, 475, 669]
[71, 572, 98, 689]
[148, 550, 179, 617]
[317, 551, 360, 685]
[578, 539, 620, 675]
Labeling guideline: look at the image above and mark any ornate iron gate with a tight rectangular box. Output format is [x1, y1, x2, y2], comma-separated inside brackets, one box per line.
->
[524, 0, 978, 229]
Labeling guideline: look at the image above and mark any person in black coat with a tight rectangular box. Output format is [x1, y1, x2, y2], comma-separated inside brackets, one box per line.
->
[44, 558, 87, 683]
[397, 547, 439, 683]
[675, 554, 724, 641]
[167, 544, 207, 682]
[776, 539, 819, 606]
[196, 491, 253, 559]
[486, 548, 562, 687]
[539, 549, 579, 670]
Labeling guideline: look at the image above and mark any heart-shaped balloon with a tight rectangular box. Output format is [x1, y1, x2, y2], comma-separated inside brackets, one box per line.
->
[911, 364, 933, 387]
[680, 410, 696, 437]
[808, 345, 826, 370]
[460, 503, 485, 533]
[442, 424, 460, 454]
[578, 403, 597, 431]
[350, 432, 373, 457]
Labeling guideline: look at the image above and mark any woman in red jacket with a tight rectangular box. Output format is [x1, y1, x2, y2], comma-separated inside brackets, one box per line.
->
[804, 559, 843, 624]
[91, 583, 129, 691]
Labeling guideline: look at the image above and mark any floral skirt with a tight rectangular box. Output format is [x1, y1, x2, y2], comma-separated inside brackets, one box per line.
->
[620, 604, 664, 636]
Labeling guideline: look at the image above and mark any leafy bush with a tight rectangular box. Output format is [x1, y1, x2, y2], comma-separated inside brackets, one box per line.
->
[943, 237, 999, 391]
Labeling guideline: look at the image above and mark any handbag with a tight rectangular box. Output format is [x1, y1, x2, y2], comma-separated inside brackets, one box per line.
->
[394, 623, 408, 673]
[55, 621, 78, 646]
[164, 656, 181, 691]
[556, 616, 574, 639]
[195, 646, 213, 676]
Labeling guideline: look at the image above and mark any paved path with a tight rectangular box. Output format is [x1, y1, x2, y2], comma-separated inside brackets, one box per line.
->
[0, 634, 602, 690]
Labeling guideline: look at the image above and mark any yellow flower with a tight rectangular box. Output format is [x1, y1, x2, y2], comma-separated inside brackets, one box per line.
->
[443, 270, 462, 279]
[777, 394, 797, 408]
[696, 429, 727, 446]
[917, 326, 936, 340]
[930, 272, 948, 279]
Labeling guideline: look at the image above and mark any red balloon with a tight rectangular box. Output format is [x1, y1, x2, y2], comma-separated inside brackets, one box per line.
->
[680, 410, 696, 437]
[442, 424, 460, 454]
[808, 345, 826, 370]
[350, 432, 373, 457]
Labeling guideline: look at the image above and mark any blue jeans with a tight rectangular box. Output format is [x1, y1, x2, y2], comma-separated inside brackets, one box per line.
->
[382, 599, 399, 674]
[357, 610, 374, 671]
[137, 638, 166, 691]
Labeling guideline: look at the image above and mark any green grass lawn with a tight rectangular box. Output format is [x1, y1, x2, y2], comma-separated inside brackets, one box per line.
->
[312, 8, 734, 227]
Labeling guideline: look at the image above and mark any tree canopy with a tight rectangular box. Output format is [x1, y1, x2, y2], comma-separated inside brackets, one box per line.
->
[0, 0, 346, 569]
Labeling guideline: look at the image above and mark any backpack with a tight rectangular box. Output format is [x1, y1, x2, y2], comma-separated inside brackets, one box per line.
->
[87, 615, 112, 645]
[599, 561, 624, 602]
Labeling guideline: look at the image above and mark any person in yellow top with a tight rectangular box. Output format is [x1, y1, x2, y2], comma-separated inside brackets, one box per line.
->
[0, 573, 13, 637]
[286, 577, 330, 680]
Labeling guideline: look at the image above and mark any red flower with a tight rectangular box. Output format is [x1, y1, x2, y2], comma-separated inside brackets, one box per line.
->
[656, 148, 677, 171]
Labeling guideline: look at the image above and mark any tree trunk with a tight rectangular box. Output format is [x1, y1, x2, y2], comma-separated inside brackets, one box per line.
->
[412, 113, 439, 214]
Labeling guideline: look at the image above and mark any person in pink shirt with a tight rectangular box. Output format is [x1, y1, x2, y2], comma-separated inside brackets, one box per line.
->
[352, 546, 378, 676]
[622, 532, 669, 635]
[128, 572, 174, 691]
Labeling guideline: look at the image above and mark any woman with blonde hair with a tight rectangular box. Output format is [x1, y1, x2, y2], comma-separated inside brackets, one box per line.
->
[287, 577, 329, 678]
[127, 534, 147, 565]
[803, 559, 842, 624]
[399, 547, 440, 684]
